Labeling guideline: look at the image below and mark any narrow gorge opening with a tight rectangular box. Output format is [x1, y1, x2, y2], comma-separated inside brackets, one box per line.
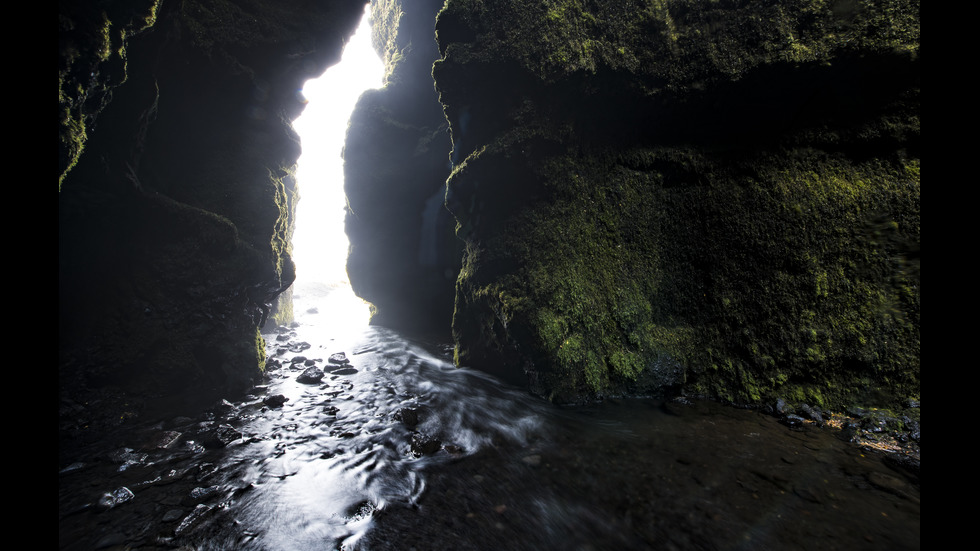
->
[288, 5, 384, 336]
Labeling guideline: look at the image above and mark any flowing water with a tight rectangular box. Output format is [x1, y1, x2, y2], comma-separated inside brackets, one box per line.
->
[58, 285, 919, 550]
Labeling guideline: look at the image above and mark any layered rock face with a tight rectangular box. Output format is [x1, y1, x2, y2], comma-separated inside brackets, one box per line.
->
[59, 0, 368, 421]
[434, 0, 919, 407]
[343, 0, 461, 334]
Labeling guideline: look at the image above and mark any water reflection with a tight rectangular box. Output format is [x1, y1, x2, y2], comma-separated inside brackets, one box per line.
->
[57, 288, 919, 550]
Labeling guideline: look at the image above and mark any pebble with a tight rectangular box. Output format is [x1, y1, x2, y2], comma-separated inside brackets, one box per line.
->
[297, 366, 325, 384]
[97, 487, 134, 510]
[521, 454, 542, 467]
[264, 395, 288, 408]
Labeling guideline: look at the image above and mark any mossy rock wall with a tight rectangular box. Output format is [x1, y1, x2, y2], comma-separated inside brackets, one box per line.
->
[59, 0, 368, 417]
[435, 0, 919, 408]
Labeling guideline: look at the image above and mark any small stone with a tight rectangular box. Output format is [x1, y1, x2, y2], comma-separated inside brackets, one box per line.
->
[296, 366, 325, 384]
[202, 424, 242, 448]
[97, 487, 135, 510]
[290, 356, 307, 364]
[779, 414, 806, 429]
[288, 341, 311, 353]
[521, 454, 542, 467]
[775, 398, 789, 415]
[394, 408, 419, 427]
[263, 394, 288, 408]
[144, 430, 182, 450]
[411, 432, 442, 456]
[445, 444, 465, 456]
[183, 485, 220, 505]
[799, 403, 823, 423]
[329, 367, 358, 375]
[174, 503, 213, 536]
[328, 352, 349, 365]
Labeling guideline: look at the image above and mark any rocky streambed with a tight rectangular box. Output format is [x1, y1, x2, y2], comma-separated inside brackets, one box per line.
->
[58, 303, 919, 551]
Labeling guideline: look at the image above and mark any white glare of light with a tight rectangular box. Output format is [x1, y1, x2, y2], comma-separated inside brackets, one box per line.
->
[289, 4, 384, 330]
[291, 4, 384, 287]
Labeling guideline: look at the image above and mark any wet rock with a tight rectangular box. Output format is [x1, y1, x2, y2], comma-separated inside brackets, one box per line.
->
[304, 358, 317, 366]
[297, 366, 325, 384]
[109, 447, 148, 469]
[779, 414, 807, 429]
[195, 463, 219, 482]
[212, 399, 237, 414]
[288, 341, 311, 353]
[330, 367, 358, 376]
[202, 424, 242, 448]
[290, 356, 308, 365]
[97, 487, 134, 510]
[328, 352, 350, 365]
[143, 430, 182, 450]
[411, 432, 442, 456]
[445, 444, 465, 456]
[774, 398, 790, 415]
[798, 404, 823, 424]
[174, 503, 214, 536]
[183, 485, 220, 505]
[903, 416, 921, 442]
[394, 407, 420, 428]
[263, 395, 288, 408]
[859, 410, 903, 433]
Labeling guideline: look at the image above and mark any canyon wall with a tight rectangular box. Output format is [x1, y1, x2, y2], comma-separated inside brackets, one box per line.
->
[59, 0, 368, 426]
[433, 0, 920, 407]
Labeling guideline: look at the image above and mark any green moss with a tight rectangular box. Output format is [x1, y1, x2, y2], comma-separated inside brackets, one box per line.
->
[255, 327, 267, 373]
[439, 0, 918, 409]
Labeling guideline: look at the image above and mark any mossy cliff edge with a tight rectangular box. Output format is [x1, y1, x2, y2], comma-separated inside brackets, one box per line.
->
[434, 0, 919, 408]
[59, 0, 368, 423]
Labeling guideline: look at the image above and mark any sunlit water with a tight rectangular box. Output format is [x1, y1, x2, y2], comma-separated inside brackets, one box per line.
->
[58, 301, 920, 550]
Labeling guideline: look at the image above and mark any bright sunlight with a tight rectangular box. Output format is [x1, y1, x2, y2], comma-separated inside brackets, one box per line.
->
[289, 4, 384, 331]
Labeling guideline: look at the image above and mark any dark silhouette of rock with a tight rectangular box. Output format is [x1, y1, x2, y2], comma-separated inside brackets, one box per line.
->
[344, 0, 461, 334]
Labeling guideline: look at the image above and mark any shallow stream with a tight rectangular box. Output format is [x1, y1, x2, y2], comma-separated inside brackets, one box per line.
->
[58, 285, 919, 550]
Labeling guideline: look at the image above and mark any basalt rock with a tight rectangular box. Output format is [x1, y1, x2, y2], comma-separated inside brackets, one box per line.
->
[59, 0, 369, 428]
[433, 0, 919, 408]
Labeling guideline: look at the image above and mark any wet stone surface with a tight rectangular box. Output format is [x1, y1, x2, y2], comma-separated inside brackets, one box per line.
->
[59, 324, 920, 551]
